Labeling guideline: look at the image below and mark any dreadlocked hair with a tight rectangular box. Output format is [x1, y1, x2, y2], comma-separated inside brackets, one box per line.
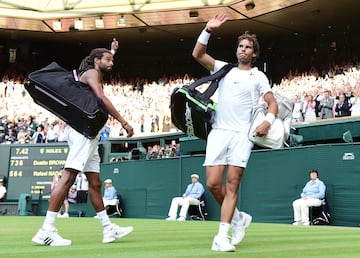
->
[237, 31, 260, 63]
[78, 48, 112, 75]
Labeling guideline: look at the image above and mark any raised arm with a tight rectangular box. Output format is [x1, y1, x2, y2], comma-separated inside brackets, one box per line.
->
[192, 14, 228, 71]
[110, 38, 119, 55]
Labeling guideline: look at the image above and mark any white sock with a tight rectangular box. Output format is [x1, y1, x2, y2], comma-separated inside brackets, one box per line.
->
[42, 211, 58, 231]
[217, 222, 231, 238]
[97, 210, 111, 228]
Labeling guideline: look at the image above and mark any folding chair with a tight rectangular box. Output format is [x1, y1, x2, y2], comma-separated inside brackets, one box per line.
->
[106, 194, 124, 217]
[188, 194, 208, 220]
[310, 197, 330, 225]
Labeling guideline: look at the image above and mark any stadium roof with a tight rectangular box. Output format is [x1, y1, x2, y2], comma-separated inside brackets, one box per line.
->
[0, 0, 309, 30]
[0, 0, 358, 44]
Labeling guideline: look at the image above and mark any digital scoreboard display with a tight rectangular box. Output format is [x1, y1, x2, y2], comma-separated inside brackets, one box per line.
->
[7, 145, 68, 200]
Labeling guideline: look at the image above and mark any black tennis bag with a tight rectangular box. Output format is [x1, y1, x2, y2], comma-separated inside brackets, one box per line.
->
[170, 63, 235, 140]
[25, 62, 108, 139]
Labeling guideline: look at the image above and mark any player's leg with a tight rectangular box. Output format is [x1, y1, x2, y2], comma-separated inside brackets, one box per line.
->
[32, 168, 77, 246]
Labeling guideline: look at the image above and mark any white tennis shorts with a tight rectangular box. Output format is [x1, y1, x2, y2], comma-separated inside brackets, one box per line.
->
[63, 126, 100, 172]
[203, 127, 253, 168]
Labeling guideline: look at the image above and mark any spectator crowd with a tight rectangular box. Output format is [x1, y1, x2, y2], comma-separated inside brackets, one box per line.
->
[1, 59, 360, 146]
[273, 60, 360, 123]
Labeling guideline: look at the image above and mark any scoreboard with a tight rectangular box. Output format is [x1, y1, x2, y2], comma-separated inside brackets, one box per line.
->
[7, 144, 68, 200]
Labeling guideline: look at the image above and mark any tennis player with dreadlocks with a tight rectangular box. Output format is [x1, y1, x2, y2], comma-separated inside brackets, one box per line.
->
[32, 39, 134, 246]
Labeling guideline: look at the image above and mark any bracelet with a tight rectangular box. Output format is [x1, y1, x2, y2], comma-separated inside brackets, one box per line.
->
[197, 30, 211, 45]
[122, 122, 128, 127]
[110, 49, 116, 55]
[265, 113, 275, 125]
[205, 28, 212, 33]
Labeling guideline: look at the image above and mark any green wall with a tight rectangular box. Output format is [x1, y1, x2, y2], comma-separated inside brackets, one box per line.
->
[99, 155, 217, 219]
[2, 141, 360, 226]
[242, 144, 360, 226]
[101, 143, 360, 226]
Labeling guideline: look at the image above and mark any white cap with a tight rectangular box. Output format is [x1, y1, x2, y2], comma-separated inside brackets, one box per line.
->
[191, 174, 199, 179]
[104, 179, 112, 184]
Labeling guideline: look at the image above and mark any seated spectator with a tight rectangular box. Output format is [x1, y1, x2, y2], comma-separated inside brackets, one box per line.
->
[102, 179, 118, 207]
[0, 178, 6, 201]
[50, 174, 70, 218]
[58, 185, 77, 219]
[165, 173, 205, 221]
[292, 169, 326, 226]
[67, 185, 77, 204]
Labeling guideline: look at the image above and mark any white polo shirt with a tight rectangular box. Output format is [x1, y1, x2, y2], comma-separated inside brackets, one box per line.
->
[212, 60, 271, 132]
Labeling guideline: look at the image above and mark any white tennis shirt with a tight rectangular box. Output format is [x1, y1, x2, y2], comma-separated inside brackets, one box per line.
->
[211, 60, 272, 132]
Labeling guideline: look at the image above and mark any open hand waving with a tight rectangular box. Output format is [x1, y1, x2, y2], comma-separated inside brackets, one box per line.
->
[205, 13, 228, 32]
[111, 38, 119, 53]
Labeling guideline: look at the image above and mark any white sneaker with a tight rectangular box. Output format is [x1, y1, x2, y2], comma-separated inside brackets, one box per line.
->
[176, 216, 186, 221]
[231, 212, 252, 245]
[211, 235, 236, 252]
[165, 216, 176, 221]
[32, 228, 72, 246]
[60, 213, 69, 218]
[103, 223, 133, 244]
[292, 221, 302, 226]
[302, 221, 310, 226]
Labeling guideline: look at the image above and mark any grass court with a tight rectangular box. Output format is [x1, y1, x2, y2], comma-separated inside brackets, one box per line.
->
[1, 216, 360, 257]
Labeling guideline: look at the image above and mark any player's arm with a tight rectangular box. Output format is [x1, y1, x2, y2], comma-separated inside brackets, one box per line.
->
[82, 70, 134, 137]
[255, 92, 278, 137]
[192, 14, 228, 71]
[110, 38, 119, 55]
[192, 36, 215, 71]
[264, 92, 278, 120]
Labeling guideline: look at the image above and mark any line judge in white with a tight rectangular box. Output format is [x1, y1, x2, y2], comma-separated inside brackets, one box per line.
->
[165, 174, 205, 221]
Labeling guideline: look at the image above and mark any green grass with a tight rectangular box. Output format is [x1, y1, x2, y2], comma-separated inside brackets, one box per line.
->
[1, 216, 360, 258]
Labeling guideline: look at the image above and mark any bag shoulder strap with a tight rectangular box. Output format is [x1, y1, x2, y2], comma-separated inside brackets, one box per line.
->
[188, 63, 237, 99]
[249, 67, 260, 107]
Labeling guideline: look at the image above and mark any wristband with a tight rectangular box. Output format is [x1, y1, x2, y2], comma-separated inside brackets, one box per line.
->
[110, 49, 116, 55]
[265, 113, 275, 125]
[197, 30, 211, 45]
